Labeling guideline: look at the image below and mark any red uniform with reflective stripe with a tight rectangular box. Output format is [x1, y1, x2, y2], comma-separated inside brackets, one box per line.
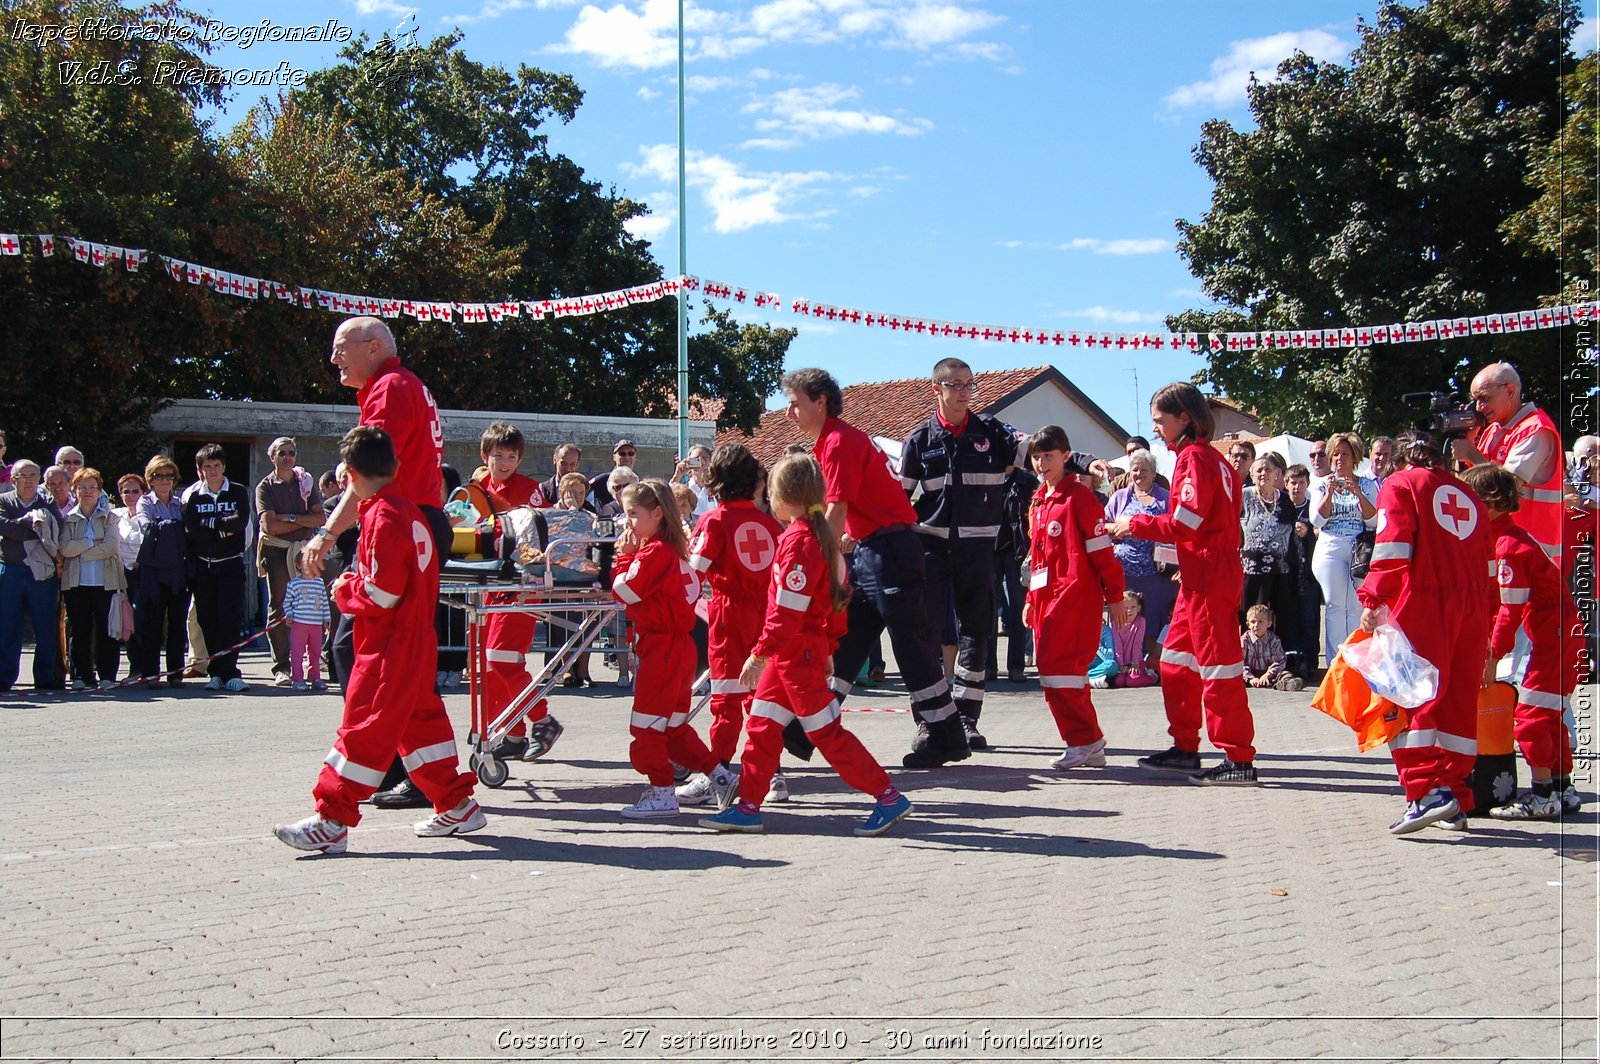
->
[814, 415, 917, 541]
[1027, 477, 1125, 746]
[1127, 438, 1255, 762]
[356, 358, 444, 511]
[689, 501, 784, 762]
[314, 485, 472, 826]
[473, 470, 547, 511]
[738, 522, 888, 808]
[1476, 405, 1564, 562]
[612, 538, 715, 785]
[1486, 514, 1579, 775]
[1358, 465, 1494, 808]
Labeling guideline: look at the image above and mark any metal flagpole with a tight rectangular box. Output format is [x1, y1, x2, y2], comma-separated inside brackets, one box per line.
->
[676, 0, 689, 460]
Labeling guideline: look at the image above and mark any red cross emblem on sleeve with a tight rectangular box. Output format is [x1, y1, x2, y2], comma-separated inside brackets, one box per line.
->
[734, 524, 776, 572]
[1432, 485, 1478, 540]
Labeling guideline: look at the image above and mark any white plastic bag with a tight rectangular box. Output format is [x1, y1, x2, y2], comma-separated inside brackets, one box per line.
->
[1340, 622, 1438, 709]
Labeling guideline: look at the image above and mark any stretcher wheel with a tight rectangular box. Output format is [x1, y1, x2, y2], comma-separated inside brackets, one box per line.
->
[473, 753, 509, 788]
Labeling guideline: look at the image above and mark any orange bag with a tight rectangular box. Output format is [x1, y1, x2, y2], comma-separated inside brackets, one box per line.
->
[1310, 629, 1410, 752]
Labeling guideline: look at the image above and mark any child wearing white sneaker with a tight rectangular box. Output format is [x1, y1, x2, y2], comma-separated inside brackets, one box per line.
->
[611, 480, 734, 820]
[700, 455, 910, 836]
[280, 556, 331, 691]
[274, 426, 484, 855]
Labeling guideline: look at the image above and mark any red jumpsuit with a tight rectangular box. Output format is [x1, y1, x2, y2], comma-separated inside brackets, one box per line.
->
[689, 500, 784, 763]
[474, 470, 552, 741]
[1128, 439, 1256, 762]
[316, 485, 474, 826]
[739, 522, 891, 807]
[356, 359, 444, 509]
[1358, 465, 1494, 810]
[1027, 477, 1126, 746]
[1486, 514, 1579, 776]
[613, 538, 719, 786]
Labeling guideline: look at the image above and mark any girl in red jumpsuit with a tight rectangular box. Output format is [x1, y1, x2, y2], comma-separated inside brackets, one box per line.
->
[611, 480, 734, 819]
[700, 455, 912, 836]
[1108, 383, 1258, 785]
[678, 445, 785, 806]
[1357, 430, 1494, 834]
[1461, 464, 1584, 820]
[1024, 425, 1130, 770]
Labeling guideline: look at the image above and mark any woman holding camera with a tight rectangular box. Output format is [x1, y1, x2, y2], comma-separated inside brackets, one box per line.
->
[1310, 432, 1378, 665]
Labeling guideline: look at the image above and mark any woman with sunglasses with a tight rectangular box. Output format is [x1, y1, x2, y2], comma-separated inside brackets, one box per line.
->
[133, 455, 191, 688]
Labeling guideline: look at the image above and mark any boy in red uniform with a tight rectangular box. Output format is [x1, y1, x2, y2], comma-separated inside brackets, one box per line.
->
[700, 456, 911, 836]
[275, 426, 484, 854]
[471, 423, 562, 764]
[1461, 465, 1584, 819]
[1025, 426, 1130, 771]
[612, 480, 737, 819]
[1357, 430, 1494, 834]
[678, 444, 785, 806]
[1108, 383, 1258, 785]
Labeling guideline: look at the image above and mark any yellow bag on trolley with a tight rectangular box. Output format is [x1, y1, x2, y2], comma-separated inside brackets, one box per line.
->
[1310, 629, 1410, 752]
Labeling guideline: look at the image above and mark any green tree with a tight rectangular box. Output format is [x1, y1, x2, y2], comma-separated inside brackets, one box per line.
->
[1171, 0, 1580, 439]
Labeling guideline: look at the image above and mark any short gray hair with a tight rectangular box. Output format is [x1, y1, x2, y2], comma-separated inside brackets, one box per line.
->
[608, 466, 641, 491]
[1126, 448, 1155, 472]
[10, 458, 40, 478]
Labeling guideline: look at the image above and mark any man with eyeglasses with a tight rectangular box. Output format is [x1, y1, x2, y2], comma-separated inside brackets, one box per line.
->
[0, 459, 64, 691]
[897, 358, 1030, 755]
[588, 438, 638, 512]
[1451, 361, 1565, 565]
[256, 436, 325, 686]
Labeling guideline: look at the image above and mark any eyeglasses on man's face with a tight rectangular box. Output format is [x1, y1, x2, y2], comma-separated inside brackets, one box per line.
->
[936, 380, 979, 393]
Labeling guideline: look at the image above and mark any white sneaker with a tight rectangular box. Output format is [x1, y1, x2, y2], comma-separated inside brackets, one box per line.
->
[768, 772, 790, 802]
[224, 678, 249, 693]
[274, 814, 348, 854]
[621, 786, 679, 820]
[1051, 738, 1108, 770]
[709, 764, 741, 811]
[1489, 791, 1561, 821]
[204, 677, 224, 691]
[1561, 785, 1583, 815]
[415, 798, 487, 837]
[675, 773, 714, 806]
[273, 672, 293, 688]
[1432, 813, 1470, 831]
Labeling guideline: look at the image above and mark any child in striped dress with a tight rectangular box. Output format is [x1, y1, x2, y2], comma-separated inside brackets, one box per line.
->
[282, 569, 332, 690]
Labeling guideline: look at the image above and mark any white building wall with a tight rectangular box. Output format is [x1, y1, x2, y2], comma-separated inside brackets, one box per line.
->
[993, 382, 1124, 458]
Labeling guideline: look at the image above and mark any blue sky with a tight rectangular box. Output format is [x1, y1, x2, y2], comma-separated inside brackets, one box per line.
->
[181, 0, 1597, 431]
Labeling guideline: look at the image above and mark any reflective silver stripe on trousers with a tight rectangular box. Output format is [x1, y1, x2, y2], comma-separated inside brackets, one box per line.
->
[951, 683, 985, 703]
[1039, 674, 1087, 689]
[750, 698, 796, 727]
[1200, 662, 1245, 681]
[775, 587, 812, 612]
[1500, 588, 1530, 605]
[919, 701, 959, 722]
[613, 577, 641, 604]
[1083, 535, 1113, 552]
[708, 679, 749, 694]
[363, 580, 400, 608]
[955, 665, 986, 683]
[1173, 505, 1203, 530]
[485, 648, 525, 664]
[1161, 648, 1201, 673]
[830, 676, 853, 698]
[1371, 541, 1411, 561]
[402, 740, 458, 771]
[799, 700, 843, 733]
[1520, 688, 1567, 711]
[910, 679, 951, 703]
[1521, 485, 1565, 503]
[1389, 728, 1477, 755]
[956, 525, 1001, 538]
[667, 712, 690, 729]
[629, 711, 666, 732]
[325, 749, 387, 788]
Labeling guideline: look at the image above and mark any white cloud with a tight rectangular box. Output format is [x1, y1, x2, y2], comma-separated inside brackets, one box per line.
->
[891, 2, 1001, 49]
[440, 0, 534, 25]
[1577, 15, 1599, 51]
[1063, 237, 1170, 256]
[743, 83, 932, 145]
[557, 0, 711, 69]
[1163, 29, 1351, 110]
[1059, 306, 1161, 325]
[352, 0, 418, 19]
[624, 212, 674, 240]
[685, 74, 736, 92]
[626, 143, 838, 232]
[636, 85, 659, 100]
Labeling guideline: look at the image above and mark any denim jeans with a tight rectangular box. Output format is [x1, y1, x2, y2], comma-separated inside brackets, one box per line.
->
[0, 562, 62, 689]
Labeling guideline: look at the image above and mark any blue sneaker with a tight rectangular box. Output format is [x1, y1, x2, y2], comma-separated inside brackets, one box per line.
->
[700, 806, 763, 833]
[1388, 787, 1459, 836]
[854, 795, 913, 837]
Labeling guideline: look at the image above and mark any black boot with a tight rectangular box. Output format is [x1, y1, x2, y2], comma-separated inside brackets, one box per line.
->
[960, 713, 988, 751]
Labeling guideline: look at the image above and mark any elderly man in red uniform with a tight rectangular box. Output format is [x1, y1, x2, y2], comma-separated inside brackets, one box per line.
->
[1451, 361, 1564, 565]
[305, 316, 451, 810]
[781, 368, 969, 768]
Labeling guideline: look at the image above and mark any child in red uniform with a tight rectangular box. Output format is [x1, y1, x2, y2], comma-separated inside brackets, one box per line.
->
[1108, 382, 1259, 785]
[677, 444, 785, 807]
[611, 480, 736, 819]
[1024, 425, 1130, 771]
[1461, 464, 1584, 819]
[275, 426, 484, 854]
[471, 423, 562, 765]
[700, 456, 912, 836]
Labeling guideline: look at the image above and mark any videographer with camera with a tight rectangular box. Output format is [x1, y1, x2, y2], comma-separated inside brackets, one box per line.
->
[1309, 432, 1379, 665]
[1449, 362, 1564, 566]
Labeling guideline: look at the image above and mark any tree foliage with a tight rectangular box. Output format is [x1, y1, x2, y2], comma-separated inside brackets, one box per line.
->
[1171, 0, 1582, 439]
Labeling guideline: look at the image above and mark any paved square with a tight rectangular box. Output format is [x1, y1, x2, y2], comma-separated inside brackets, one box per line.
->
[1, 649, 1594, 1061]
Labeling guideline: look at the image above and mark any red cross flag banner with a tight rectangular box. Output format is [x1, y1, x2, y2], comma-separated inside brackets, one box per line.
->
[0, 234, 22, 256]
[37, 234, 54, 257]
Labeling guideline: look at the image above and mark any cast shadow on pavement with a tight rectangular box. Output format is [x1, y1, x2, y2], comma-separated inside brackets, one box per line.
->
[1405, 820, 1600, 860]
[307, 834, 789, 870]
[898, 822, 1225, 861]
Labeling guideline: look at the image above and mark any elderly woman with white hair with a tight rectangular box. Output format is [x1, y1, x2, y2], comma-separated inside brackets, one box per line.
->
[0, 459, 65, 691]
[1103, 448, 1177, 652]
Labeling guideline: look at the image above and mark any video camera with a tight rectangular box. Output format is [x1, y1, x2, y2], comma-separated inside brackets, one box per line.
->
[1400, 391, 1484, 442]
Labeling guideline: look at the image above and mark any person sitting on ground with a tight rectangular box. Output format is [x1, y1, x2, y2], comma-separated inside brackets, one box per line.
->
[1242, 604, 1302, 692]
[1110, 591, 1156, 688]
